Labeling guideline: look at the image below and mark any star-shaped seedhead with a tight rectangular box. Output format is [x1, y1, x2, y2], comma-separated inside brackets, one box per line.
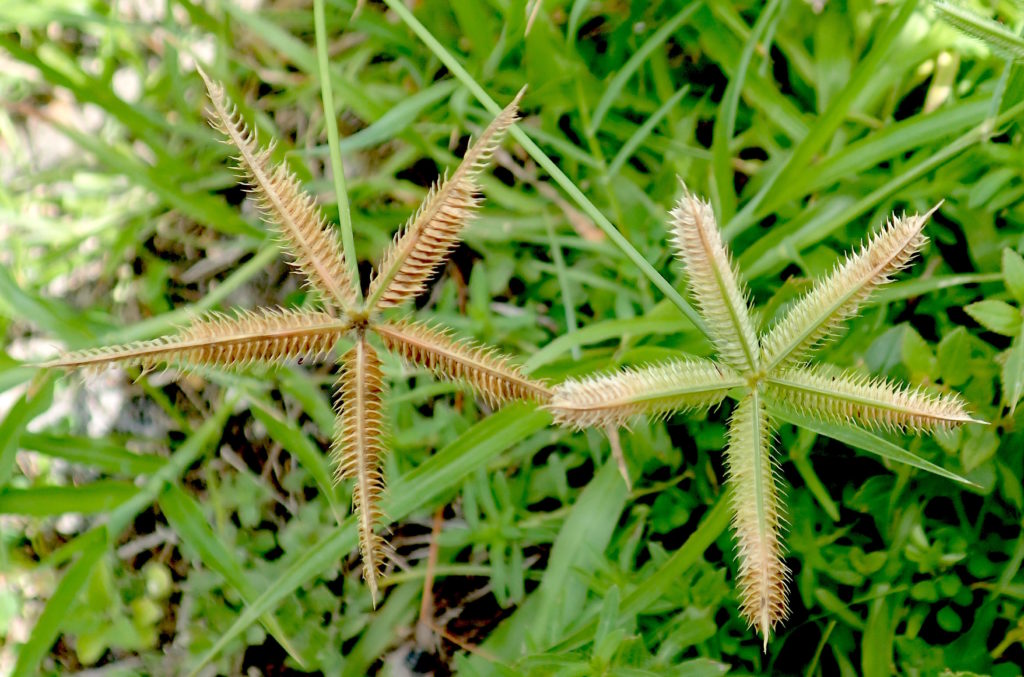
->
[546, 188, 978, 648]
[45, 71, 550, 603]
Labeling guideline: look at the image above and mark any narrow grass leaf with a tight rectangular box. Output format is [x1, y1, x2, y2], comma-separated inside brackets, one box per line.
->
[768, 402, 977, 487]
[159, 484, 311, 668]
[12, 535, 105, 677]
[0, 481, 139, 516]
[588, 3, 702, 135]
[190, 404, 549, 674]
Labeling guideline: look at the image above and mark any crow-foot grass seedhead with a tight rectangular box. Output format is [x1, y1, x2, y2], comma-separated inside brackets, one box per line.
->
[44, 71, 549, 605]
[546, 187, 979, 648]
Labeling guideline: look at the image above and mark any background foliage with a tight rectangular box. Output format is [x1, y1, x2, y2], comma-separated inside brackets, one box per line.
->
[1, 0, 1023, 674]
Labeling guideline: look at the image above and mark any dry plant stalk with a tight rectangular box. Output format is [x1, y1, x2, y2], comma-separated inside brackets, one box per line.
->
[546, 188, 979, 648]
[44, 70, 549, 604]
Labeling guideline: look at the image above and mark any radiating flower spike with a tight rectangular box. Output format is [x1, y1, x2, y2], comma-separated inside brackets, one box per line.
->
[367, 89, 525, 311]
[198, 66, 358, 311]
[726, 392, 789, 648]
[670, 185, 760, 372]
[761, 205, 939, 371]
[43, 308, 348, 374]
[767, 364, 979, 432]
[546, 357, 742, 430]
[374, 319, 551, 407]
[546, 188, 974, 650]
[331, 335, 388, 604]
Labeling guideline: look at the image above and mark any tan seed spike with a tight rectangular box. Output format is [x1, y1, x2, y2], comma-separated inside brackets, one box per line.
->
[331, 335, 389, 604]
[761, 208, 934, 371]
[546, 358, 742, 430]
[366, 89, 525, 311]
[44, 308, 347, 374]
[767, 365, 980, 432]
[670, 190, 760, 372]
[373, 319, 550, 407]
[198, 68, 357, 311]
[725, 392, 789, 648]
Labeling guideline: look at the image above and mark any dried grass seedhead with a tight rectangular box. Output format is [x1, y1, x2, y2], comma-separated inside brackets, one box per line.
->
[546, 186, 974, 648]
[374, 319, 551, 408]
[199, 68, 358, 311]
[367, 89, 524, 311]
[332, 336, 390, 600]
[42, 71, 545, 607]
[46, 308, 347, 374]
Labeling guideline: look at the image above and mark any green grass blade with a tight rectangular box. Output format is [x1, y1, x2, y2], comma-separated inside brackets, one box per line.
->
[605, 85, 689, 180]
[106, 397, 232, 535]
[0, 481, 139, 516]
[12, 533, 106, 677]
[726, 0, 917, 239]
[314, 0, 360, 302]
[768, 401, 978, 487]
[249, 398, 342, 521]
[588, 3, 702, 136]
[0, 374, 55, 485]
[189, 404, 550, 673]
[710, 0, 781, 222]
[540, 495, 731, 653]
[480, 460, 629, 658]
[380, 0, 710, 339]
[159, 484, 312, 669]
[19, 432, 166, 476]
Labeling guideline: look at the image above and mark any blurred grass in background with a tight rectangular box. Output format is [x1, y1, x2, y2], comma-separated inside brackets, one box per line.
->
[1, 0, 1024, 674]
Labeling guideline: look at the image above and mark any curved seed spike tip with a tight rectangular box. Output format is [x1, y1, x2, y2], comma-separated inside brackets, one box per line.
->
[726, 392, 789, 646]
[373, 319, 550, 407]
[44, 308, 347, 373]
[767, 365, 976, 433]
[669, 188, 760, 372]
[367, 90, 523, 310]
[331, 337, 388, 604]
[546, 358, 741, 430]
[198, 69, 357, 310]
[761, 210, 931, 370]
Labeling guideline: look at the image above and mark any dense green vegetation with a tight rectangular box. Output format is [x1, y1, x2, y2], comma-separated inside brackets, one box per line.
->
[1, 0, 1023, 674]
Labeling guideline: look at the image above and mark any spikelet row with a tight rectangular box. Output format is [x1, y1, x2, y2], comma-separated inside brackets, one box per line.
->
[331, 336, 390, 603]
[199, 69, 357, 310]
[767, 365, 976, 432]
[546, 357, 740, 430]
[670, 192, 760, 372]
[366, 90, 523, 310]
[47, 307, 347, 373]
[725, 392, 790, 649]
[761, 211, 931, 370]
[374, 319, 550, 407]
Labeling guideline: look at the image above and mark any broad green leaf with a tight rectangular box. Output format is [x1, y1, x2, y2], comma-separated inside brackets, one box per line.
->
[543, 497, 731, 655]
[1002, 248, 1024, 303]
[901, 326, 938, 381]
[1003, 326, 1024, 413]
[937, 327, 973, 387]
[965, 299, 1021, 336]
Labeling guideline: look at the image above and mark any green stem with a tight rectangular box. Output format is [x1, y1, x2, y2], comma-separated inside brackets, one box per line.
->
[314, 0, 361, 302]
[380, 0, 710, 340]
